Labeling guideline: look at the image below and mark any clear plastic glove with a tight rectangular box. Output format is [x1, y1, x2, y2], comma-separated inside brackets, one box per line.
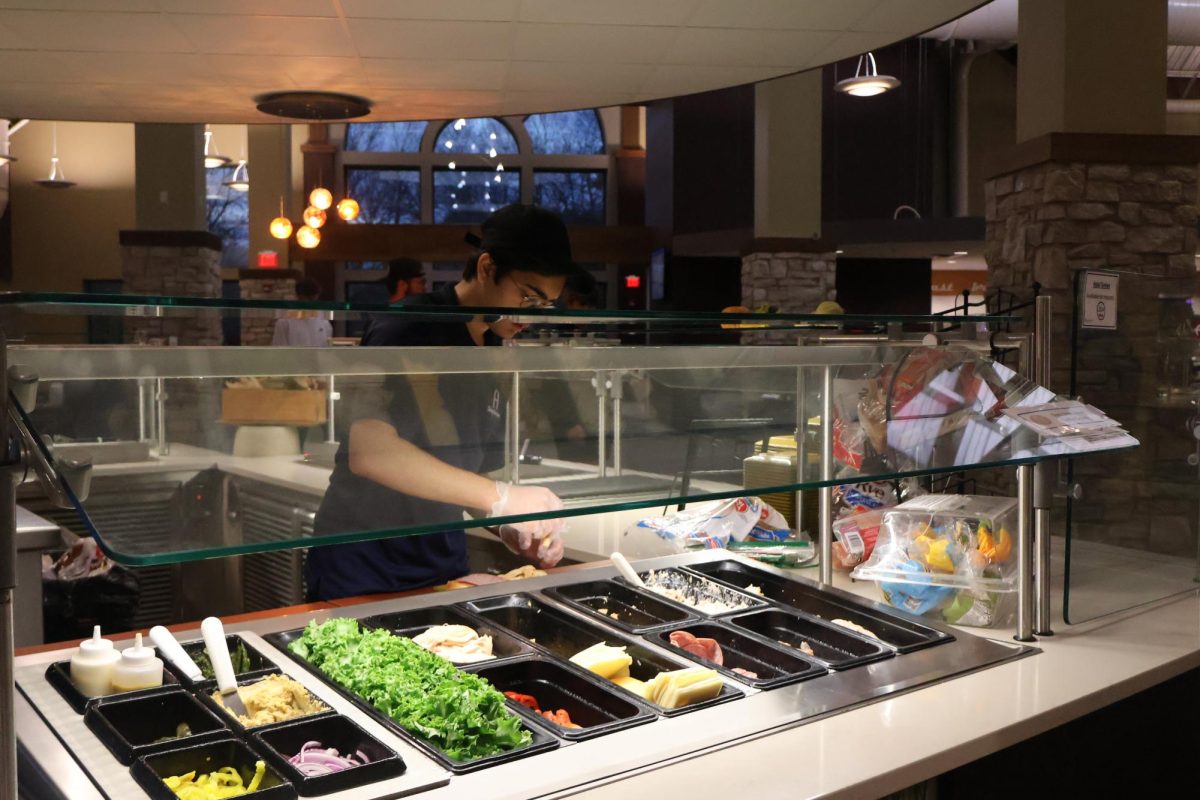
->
[492, 481, 566, 567]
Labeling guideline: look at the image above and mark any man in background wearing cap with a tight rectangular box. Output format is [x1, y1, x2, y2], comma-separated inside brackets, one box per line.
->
[384, 257, 427, 304]
[307, 204, 576, 600]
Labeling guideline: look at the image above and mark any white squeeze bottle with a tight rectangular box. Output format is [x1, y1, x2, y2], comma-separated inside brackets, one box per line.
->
[110, 633, 164, 692]
[69, 625, 121, 697]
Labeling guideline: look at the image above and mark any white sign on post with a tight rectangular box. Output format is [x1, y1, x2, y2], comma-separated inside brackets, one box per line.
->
[1081, 270, 1119, 330]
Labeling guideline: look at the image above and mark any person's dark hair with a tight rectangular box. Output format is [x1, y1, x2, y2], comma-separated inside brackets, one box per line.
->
[463, 204, 576, 282]
[562, 267, 600, 308]
[385, 258, 425, 294]
[295, 277, 321, 300]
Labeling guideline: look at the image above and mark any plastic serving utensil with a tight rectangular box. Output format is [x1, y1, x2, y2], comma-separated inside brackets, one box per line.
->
[149, 625, 202, 682]
[201, 616, 248, 718]
[610, 551, 646, 588]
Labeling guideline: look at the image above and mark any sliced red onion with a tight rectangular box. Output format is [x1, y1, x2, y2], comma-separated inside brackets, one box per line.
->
[288, 740, 368, 775]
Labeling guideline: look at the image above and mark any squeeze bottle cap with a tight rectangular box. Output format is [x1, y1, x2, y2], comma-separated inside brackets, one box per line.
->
[119, 633, 158, 666]
[78, 625, 115, 655]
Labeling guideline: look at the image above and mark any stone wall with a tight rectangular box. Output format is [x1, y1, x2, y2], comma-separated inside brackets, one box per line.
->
[983, 135, 1200, 557]
[238, 270, 300, 346]
[740, 250, 837, 343]
[119, 231, 222, 347]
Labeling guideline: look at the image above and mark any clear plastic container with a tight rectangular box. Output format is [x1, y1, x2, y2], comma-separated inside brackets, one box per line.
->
[851, 495, 1017, 628]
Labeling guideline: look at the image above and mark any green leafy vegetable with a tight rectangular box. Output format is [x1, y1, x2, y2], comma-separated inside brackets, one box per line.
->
[291, 618, 531, 762]
[191, 640, 255, 680]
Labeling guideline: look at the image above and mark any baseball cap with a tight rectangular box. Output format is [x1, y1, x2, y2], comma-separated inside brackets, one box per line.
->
[466, 204, 575, 276]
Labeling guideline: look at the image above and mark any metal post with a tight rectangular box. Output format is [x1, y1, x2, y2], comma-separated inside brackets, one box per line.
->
[595, 372, 607, 479]
[155, 377, 168, 456]
[1033, 295, 1055, 635]
[1015, 464, 1035, 642]
[611, 371, 623, 477]
[511, 371, 521, 485]
[818, 366, 834, 585]
[795, 366, 807, 539]
[0, 329, 18, 800]
[137, 379, 147, 442]
[325, 375, 336, 444]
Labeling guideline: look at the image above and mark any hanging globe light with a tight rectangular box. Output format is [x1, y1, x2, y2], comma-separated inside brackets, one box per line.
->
[296, 225, 321, 248]
[269, 216, 293, 239]
[303, 205, 327, 229]
[336, 197, 360, 221]
[308, 186, 333, 210]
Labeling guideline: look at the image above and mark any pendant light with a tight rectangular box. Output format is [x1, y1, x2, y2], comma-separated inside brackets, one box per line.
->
[223, 140, 249, 191]
[308, 185, 332, 210]
[35, 123, 75, 189]
[296, 225, 321, 248]
[269, 197, 292, 239]
[203, 124, 231, 168]
[335, 197, 359, 221]
[302, 205, 327, 229]
[835, 52, 900, 97]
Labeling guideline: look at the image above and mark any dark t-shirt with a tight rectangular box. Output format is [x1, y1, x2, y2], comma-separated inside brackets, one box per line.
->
[306, 284, 506, 600]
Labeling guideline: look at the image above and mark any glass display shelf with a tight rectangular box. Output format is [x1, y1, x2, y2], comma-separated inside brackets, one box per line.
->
[3, 296, 1135, 566]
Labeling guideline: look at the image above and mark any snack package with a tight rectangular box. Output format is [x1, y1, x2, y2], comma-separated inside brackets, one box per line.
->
[831, 508, 883, 570]
[851, 494, 1017, 628]
[623, 497, 791, 558]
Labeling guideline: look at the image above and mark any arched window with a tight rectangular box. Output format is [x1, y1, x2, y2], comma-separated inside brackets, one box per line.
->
[434, 118, 518, 156]
[344, 121, 427, 152]
[524, 110, 604, 155]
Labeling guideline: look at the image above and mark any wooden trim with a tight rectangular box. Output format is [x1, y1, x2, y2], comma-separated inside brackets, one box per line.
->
[238, 268, 302, 280]
[742, 237, 837, 256]
[985, 132, 1200, 179]
[118, 229, 223, 251]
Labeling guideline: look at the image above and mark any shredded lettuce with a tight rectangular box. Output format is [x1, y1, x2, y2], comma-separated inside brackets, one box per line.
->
[291, 618, 531, 761]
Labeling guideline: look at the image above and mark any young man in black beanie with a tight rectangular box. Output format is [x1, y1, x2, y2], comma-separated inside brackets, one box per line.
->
[307, 204, 576, 600]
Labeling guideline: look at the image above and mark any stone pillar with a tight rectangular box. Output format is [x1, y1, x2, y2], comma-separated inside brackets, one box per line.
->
[740, 244, 837, 343]
[985, 134, 1200, 391]
[239, 269, 300, 346]
[119, 230, 222, 346]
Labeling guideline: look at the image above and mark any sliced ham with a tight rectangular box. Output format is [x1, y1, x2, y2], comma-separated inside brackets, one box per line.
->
[731, 667, 759, 679]
[669, 630, 724, 666]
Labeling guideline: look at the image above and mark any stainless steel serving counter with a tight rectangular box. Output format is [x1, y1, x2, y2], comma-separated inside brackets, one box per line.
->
[14, 551, 1033, 800]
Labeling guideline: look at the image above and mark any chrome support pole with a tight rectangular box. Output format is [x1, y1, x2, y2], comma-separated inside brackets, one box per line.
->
[511, 371, 521, 485]
[155, 377, 168, 456]
[137, 379, 147, 442]
[325, 375, 336, 444]
[1033, 295, 1055, 635]
[818, 366, 834, 586]
[795, 365, 807, 540]
[611, 371, 623, 477]
[1, 329, 18, 800]
[1015, 464, 1035, 642]
[596, 372, 607, 479]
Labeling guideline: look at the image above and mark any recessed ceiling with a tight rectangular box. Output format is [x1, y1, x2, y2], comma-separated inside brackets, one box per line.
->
[0, 0, 986, 123]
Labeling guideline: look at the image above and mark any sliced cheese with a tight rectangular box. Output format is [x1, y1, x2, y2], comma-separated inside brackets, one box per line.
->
[644, 667, 723, 709]
[570, 642, 633, 680]
[612, 675, 646, 695]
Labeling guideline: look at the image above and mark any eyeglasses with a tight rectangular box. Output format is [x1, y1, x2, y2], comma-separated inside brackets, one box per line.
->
[506, 274, 555, 309]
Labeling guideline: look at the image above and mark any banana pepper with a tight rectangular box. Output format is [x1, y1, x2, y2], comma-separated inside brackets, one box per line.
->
[978, 526, 1013, 563]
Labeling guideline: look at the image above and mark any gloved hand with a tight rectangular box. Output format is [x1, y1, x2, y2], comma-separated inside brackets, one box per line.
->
[492, 481, 566, 567]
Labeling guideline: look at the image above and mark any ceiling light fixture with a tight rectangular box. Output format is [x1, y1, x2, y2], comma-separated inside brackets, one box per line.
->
[223, 159, 249, 192]
[953, 250, 969, 256]
[835, 52, 901, 97]
[202, 125, 230, 169]
[303, 205, 327, 229]
[254, 91, 371, 121]
[336, 197, 359, 221]
[35, 122, 75, 189]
